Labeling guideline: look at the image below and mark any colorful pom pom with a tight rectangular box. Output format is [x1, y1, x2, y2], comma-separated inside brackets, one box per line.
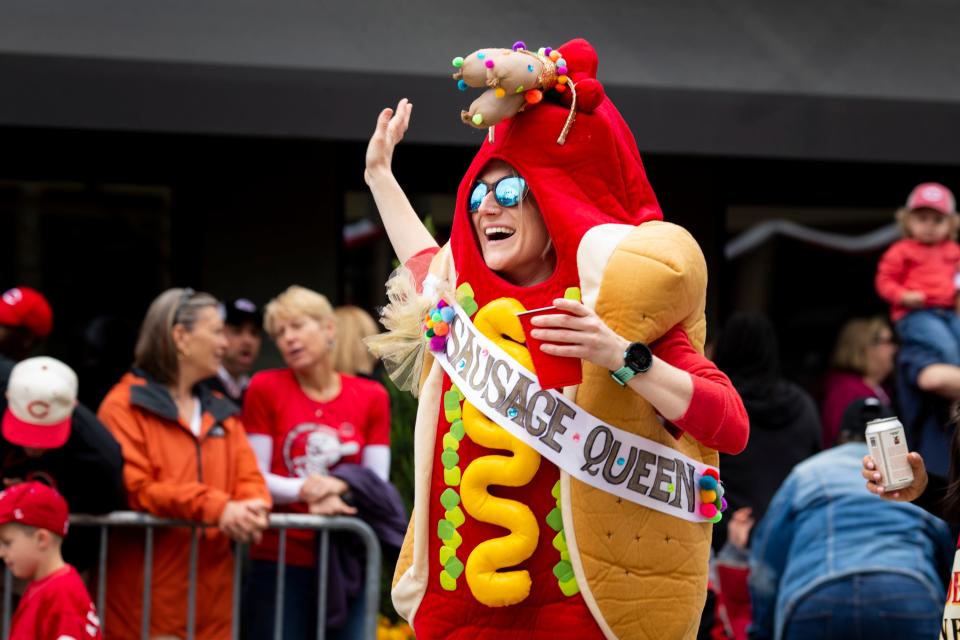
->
[555, 84, 567, 93]
[699, 503, 718, 519]
[704, 468, 720, 481]
[471, 113, 484, 125]
[457, 79, 468, 92]
[434, 322, 449, 337]
[426, 328, 435, 338]
[452, 56, 464, 68]
[544, 47, 553, 57]
[524, 90, 543, 105]
[720, 496, 728, 512]
[431, 312, 442, 323]
[716, 482, 725, 499]
[549, 50, 561, 61]
[557, 75, 569, 85]
[556, 58, 567, 69]
[440, 307, 455, 323]
[698, 475, 718, 491]
[495, 88, 506, 98]
[709, 512, 723, 524]
[512, 41, 526, 51]
[701, 489, 717, 504]
[436, 299, 447, 309]
[430, 336, 447, 352]
[485, 59, 495, 69]
[557, 66, 568, 76]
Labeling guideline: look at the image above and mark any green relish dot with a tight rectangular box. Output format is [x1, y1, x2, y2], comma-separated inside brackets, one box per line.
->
[546, 507, 563, 532]
[444, 406, 462, 423]
[444, 467, 461, 487]
[551, 480, 561, 501]
[560, 548, 570, 562]
[552, 560, 574, 582]
[439, 570, 457, 591]
[456, 282, 475, 298]
[443, 391, 461, 409]
[445, 556, 465, 579]
[443, 433, 459, 452]
[445, 506, 465, 528]
[437, 519, 455, 540]
[558, 576, 580, 597]
[441, 449, 460, 469]
[460, 298, 479, 317]
[440, 488, 461, 510]
[450, 420, 466, 440]
[552, 530, 567, 553]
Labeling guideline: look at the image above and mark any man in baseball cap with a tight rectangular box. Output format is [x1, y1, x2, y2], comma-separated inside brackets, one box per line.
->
[0, 356, 124, 572]
[204, 297, 263, 403]
[0, 481, 103, 639]
[0, 287, 53, 362]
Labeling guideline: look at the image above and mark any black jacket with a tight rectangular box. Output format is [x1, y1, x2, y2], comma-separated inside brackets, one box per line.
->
[0, 356, 126, 569]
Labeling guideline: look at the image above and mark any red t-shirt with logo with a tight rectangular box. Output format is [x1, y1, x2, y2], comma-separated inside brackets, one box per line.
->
[242, 369, 391, 566]
[10, 565, 101, 640]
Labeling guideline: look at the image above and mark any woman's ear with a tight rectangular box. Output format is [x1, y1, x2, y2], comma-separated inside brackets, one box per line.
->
[170, 323, 189, 354]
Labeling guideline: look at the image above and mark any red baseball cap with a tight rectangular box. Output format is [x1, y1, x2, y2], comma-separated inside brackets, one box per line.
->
[0, 481, 69, 537]
[0, 288, 53, 338]
[906, 182, 956, 216]
[2, 357, 77, 449]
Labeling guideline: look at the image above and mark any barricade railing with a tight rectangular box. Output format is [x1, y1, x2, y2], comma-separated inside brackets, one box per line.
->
[0, 511, 381, 640]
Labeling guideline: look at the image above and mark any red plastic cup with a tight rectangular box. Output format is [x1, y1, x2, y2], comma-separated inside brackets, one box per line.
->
[516, 306, 583, 390]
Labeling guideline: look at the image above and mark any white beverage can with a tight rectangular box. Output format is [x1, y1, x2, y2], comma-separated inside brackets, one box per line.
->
[865, 416, 914, 491]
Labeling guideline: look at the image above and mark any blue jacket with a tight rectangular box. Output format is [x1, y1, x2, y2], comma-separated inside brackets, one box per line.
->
[748, 442, 953, 639]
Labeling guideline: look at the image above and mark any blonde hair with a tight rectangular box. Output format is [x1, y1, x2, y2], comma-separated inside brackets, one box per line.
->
[830, 316, 890, 375]
[895, 207, 960, 240]
[264, 285, 335, 338]
[134, 288, 219, 385]
[332, 306, 380, 376]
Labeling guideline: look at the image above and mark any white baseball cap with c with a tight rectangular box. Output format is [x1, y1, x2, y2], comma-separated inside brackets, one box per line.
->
[2, 356, 77, 449]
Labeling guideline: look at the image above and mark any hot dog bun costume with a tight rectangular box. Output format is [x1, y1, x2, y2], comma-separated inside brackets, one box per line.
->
[374, 39, 748, 640]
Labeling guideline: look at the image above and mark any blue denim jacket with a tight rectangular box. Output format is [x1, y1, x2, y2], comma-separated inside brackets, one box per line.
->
[748, 443, 953, 639]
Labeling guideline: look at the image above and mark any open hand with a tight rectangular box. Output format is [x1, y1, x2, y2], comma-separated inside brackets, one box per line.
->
[365, 98, 413, 185]
[529, 298, 629, 371]
[862, 452, 928, 501]
[727, 507, 755, 549]
[298, 474, 348, 504]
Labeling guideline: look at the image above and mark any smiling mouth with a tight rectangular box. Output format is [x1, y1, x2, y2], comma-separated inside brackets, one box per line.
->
[484, 226, 516, 242]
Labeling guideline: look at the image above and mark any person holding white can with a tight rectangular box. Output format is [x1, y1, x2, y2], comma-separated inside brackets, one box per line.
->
[750, 398, 951, 639]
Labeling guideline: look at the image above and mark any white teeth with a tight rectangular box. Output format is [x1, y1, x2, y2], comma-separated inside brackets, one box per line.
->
[484, 226, 516, 238]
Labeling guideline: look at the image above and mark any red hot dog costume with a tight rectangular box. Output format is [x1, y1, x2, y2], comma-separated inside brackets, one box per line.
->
[376, 39, 749, 640]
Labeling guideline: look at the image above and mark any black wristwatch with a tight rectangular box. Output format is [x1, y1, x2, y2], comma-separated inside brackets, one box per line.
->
[610, 342, 653, 386]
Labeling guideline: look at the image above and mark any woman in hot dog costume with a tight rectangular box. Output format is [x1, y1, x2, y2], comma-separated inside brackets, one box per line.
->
[365, 39, 749, 639]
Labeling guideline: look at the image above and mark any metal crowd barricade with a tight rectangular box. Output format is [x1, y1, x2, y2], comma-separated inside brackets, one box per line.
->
[0, 511, 381, 640]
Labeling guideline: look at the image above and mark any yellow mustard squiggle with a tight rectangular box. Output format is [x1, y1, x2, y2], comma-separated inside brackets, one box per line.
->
[460, 297, 542, 607]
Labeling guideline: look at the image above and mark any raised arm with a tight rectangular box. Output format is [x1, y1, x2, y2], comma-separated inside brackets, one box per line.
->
[365, 98, 438, 264]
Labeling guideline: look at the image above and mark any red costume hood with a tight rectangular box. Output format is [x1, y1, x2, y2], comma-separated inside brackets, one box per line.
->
[449, 38, 662, 308]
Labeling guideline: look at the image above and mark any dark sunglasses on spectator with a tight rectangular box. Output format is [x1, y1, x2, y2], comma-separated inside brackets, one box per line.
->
[468, 176, 528, 213]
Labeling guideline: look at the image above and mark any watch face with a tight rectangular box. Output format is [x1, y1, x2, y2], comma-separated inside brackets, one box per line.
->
[624, 342, 653, 373]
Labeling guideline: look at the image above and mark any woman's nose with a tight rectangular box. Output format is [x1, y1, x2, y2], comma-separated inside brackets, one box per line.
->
[477, 190, 499, 215]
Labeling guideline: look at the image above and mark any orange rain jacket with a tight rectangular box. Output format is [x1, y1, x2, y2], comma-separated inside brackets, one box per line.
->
[97, 371, 270, 640]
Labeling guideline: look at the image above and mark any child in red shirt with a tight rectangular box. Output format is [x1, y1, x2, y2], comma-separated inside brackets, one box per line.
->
[0, 481, 101, 640]
[876, 182, 960, 365]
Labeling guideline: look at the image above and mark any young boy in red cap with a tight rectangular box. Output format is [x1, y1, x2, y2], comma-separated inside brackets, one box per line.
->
[0, 481, 101, 639]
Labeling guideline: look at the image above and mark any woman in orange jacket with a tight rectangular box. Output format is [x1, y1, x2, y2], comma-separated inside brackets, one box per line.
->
[97, 288, 271, 640]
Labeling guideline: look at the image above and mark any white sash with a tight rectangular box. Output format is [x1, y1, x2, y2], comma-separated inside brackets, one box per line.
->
[437, 303, 717, 524]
